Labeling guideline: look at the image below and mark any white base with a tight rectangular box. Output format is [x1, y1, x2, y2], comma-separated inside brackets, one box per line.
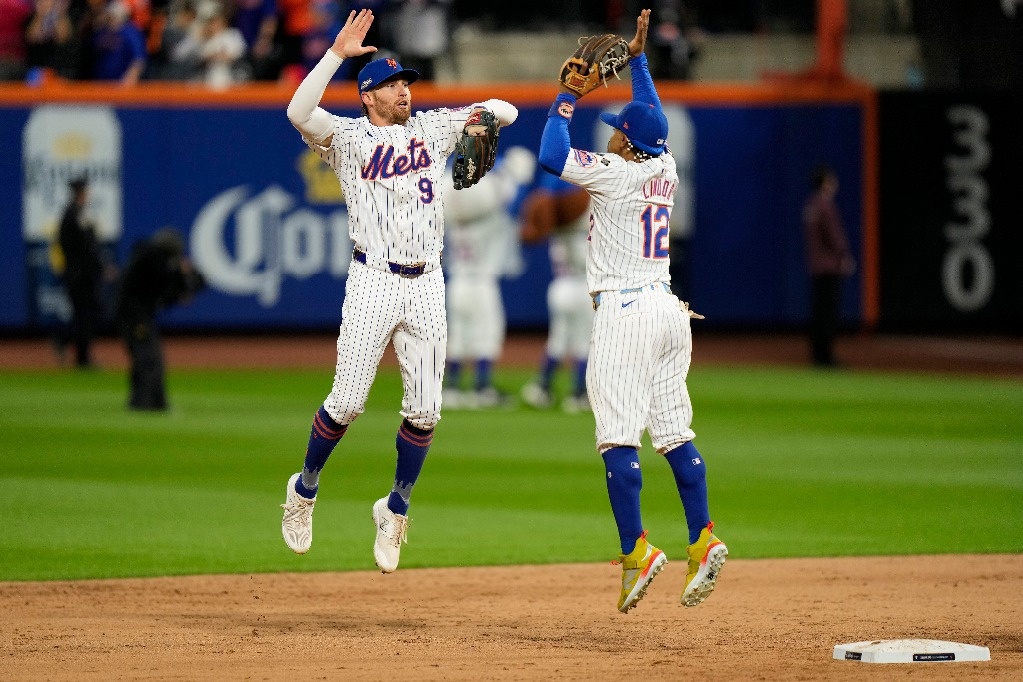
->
[834, 639, 990, 664]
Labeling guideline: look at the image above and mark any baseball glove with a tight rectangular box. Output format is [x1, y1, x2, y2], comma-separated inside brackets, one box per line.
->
[452, 109, 500, 190]
[559, 34, 631, 97]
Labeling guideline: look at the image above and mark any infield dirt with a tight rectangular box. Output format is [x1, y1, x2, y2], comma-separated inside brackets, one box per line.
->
[2, 332, 1021, 680]
[3, 555, 1021, 680]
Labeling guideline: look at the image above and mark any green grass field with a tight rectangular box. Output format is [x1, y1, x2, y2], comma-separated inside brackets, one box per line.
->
[1, 365, 1020, 581]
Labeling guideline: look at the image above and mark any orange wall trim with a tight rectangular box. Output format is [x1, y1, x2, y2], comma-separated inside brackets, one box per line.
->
[0, 79, 876, 107]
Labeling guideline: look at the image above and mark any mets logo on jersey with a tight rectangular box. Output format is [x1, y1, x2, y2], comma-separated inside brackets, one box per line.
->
[361, 137, 433, 180]
[558, 102, 574, 119]
[573, 149, 598, 168]
[386, 58, 398, 69]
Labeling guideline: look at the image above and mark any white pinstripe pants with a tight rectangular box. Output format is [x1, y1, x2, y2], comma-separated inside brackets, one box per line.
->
[446, 275, 505, 360]
[324, 260, 447, 430]
[587, 285, 696, 454]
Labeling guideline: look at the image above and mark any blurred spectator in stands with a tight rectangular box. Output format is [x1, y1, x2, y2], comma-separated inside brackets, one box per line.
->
[146, 0, 202, 79]
[144, 0, 170, 68]
[0, 0, 31, 80]
[24, 0, 76, 79]
[90, 0, 147, 83]
[300, 0, 340, 77]
[70, 0, 106, 80]
[122, 0, 153, 33]
[198, 2, 248, 87]
[646, 1, 703, 80]
[389, 0, 451, 81]
[275, 0, 314, 81]
[332, 0, 388, 80]
[802, 164, 855, 368]
[229, 0, 279, 80]
[121, 0, 160, 72]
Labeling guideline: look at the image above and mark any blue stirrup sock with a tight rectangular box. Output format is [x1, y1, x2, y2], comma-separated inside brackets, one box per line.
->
[602, 446, 644, 555]
[389, 419, 433, 515]
[446, 359, 463, 388]
[297, 406, 348, 498]
[539, 355, 558, 390]
[474, 359, 493, 391]
[663, 441, 710, 544]
[572, 358, 587, 397]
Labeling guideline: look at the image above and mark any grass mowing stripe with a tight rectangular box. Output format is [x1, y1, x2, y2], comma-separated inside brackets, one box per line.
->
[0, 365, 1020, 580]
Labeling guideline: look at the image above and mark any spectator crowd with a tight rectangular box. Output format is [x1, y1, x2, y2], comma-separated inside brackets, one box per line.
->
[0, 0, 707, 87]
[0, 0, 461, 87]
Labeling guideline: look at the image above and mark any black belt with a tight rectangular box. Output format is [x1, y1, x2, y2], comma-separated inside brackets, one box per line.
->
[353, 248, 428, 278]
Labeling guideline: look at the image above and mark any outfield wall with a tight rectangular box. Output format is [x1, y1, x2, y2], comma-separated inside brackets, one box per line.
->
[0, 81, 874, 332]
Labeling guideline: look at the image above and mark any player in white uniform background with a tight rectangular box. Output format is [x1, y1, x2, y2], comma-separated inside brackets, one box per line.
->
[519, 170, 594, 413]
[538, 8, 727, 614]
[440, 146, 536, 410]
[279, 8, 518, 573]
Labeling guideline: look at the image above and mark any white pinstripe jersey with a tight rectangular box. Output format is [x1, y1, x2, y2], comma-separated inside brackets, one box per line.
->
[549, 209, 589, 279]
[441, 163, 520, 278]
[559, 148, 678, 293]
[305, 107, 478, 264]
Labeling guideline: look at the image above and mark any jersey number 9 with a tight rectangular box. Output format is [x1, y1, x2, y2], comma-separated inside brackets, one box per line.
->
[418, 177, 435, 204]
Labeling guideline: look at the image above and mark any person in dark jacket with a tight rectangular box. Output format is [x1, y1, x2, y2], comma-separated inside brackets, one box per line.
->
[115, 227, 205, 410]
[803, 165, 855, 367]
[58, 177, 105, 368]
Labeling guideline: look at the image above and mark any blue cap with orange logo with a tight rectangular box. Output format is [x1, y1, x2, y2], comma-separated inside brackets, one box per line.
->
[357, 57, 419, 94]
[599, 101, 668, 155]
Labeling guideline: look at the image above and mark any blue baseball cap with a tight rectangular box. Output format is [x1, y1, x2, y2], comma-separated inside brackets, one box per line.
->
[357, 57, 419, 94]
[599, 101, 668, 155]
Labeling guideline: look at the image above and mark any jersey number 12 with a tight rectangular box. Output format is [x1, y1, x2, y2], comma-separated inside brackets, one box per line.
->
[641, 205, 670, 259]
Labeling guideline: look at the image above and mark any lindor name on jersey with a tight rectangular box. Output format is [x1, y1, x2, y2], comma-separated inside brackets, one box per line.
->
[642, 177, 677, 202]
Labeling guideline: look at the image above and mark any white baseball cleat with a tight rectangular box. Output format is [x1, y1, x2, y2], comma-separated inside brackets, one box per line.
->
[372, 497, 408, 573]
[281, 473, 315, 554]
[472, 387, 509, 409]
[441, 387, 465, 410]
[562, 393, 591, 414]
[520, 382, 552, 409]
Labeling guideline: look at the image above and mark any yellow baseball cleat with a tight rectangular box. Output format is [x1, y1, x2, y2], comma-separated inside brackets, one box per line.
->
[614, 531, 667, 613]
[682, 521, 728, 607]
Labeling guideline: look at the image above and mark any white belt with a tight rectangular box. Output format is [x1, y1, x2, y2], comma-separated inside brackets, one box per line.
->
[591, 282, 671, 310]
[591, 282, 704, 318]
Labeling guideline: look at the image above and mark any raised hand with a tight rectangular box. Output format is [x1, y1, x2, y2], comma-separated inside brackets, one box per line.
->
[331, 9, 378, 60]
[629, 8, 651, 57]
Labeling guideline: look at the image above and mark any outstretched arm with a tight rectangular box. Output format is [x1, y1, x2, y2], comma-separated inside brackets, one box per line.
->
[628, 9, 661, 108]
[286, 9, 377, 145]
[538, 89, 577, 177]
[479, 99, 519, 127]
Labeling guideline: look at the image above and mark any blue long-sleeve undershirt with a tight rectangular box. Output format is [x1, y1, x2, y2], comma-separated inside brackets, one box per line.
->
[630, 53, 661, 108]
[538, 93, 576, 177]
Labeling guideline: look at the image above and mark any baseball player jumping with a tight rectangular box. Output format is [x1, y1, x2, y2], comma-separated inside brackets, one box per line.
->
[539, 9, 727, 613]
[280, 8, 518, 573]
